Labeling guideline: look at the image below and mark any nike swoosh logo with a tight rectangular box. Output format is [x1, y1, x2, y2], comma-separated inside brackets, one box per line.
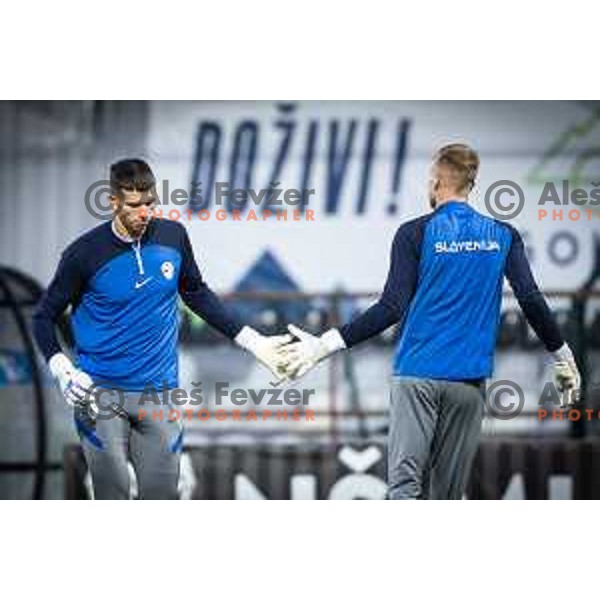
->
[135, 277, 153, 289]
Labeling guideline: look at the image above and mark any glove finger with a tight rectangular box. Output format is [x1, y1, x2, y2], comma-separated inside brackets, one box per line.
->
[283, 354, 305, 371]
[287, 368, 302, 381]
[560, 387, 574, 408]
[65, 382, 85, 404]
[565, 390, 574, 408]
[278, 344, 304, 357]
[285, 348, 304, 361]
[270, 351, 285, 364]
[63, 391, 77, 406]
[296, 361, 313, 379]
[273, 343, 298, 357]
[269, 334, 293, 347]
[276, 348, 300, 363]
[285, 358, 306, 379]
[74, 373, 96, 394]
[262, 357, 289, 379]
[272, 373, 289, 385]
[278, 350, 304, 365]
[287, 324, 311, 341]
[71, 384, 94, 403]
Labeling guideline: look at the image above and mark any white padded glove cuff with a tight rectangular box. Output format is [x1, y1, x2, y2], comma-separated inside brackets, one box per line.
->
[321, 329, 347, 355]
[552, 343, 574, 363]
[49, 353, 75, 379]
[234, 326, 261, 353]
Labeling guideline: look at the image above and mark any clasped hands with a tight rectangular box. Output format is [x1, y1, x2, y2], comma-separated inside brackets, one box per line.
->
[236, 325, 346, 384]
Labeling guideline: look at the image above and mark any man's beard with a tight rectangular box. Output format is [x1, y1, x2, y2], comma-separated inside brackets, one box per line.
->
[129, 222, 148, 237]
[117, 215, 149, 240]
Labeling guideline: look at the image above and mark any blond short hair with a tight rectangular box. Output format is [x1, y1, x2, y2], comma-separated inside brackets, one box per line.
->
[433, 143, 480, 195]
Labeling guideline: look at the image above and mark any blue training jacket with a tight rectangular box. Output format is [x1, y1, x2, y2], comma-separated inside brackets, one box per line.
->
[33, 219, 243, 391]
[339, 201, 563, 381]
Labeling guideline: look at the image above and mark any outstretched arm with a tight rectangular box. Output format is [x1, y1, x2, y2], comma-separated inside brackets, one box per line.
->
[504, 227, 580, 405]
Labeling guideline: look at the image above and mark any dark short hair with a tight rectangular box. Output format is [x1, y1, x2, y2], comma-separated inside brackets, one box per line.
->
[110, 159, 156, 196]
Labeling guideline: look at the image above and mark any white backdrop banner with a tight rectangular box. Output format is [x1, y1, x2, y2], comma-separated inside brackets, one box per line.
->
[148, 101, 600, 293]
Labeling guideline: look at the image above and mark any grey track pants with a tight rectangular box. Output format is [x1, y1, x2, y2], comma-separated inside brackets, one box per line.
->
[388, 377, 484, 500]
[73, 390, 183, 500]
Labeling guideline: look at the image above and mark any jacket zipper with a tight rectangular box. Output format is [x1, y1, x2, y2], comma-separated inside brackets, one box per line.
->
[133, 239, 145, 276]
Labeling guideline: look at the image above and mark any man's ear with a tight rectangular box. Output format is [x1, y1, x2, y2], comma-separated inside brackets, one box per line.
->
[110, 194, 124, 214]
[429, 178, 440, 210]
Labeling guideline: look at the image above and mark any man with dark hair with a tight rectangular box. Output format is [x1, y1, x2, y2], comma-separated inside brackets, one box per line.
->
[281, 143, 581, 499]
[33, 158, 289, 499]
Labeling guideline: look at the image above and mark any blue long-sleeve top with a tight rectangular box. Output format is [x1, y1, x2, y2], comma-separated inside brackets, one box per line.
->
[32, 219, 243, 391]
[339, 201, 564, 380]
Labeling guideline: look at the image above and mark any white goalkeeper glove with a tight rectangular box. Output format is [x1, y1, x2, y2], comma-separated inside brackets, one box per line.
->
[280, 324, 346, 380]
[234, 326, 292, 381]
[551, 344, 581, 408]
[48, 353, 98, 417]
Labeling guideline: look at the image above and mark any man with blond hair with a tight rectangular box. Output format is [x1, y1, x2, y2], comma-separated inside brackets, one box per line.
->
[281, 143, 581, 499]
